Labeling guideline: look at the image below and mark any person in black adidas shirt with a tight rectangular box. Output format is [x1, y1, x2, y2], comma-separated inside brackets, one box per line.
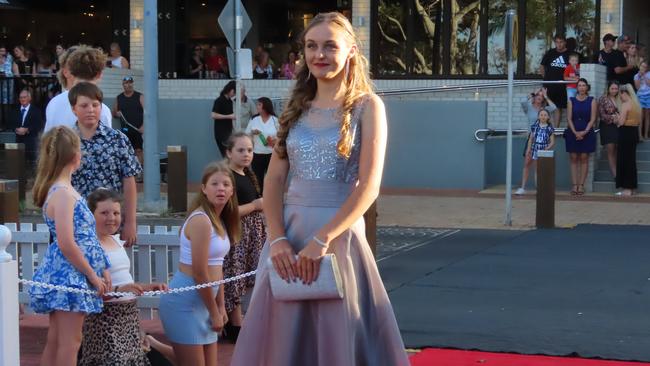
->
[540, 34, 570, 127]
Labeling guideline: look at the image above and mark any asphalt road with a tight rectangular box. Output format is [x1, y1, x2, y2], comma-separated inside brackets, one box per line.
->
[378, 225, 650, 362]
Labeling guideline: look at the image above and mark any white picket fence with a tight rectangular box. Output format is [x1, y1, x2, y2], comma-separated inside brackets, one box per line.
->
[4, 222, 182, 319]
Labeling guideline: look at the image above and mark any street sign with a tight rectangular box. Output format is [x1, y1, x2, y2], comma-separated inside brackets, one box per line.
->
[226, 48, 253, 79]
[218, 0, 252, 49]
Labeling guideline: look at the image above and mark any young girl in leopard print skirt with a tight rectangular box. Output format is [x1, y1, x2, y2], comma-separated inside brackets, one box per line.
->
[79, 189, 168, 366]
[223, 132, 267, 342]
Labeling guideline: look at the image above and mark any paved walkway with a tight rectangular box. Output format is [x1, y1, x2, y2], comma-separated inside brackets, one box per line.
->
[378, 190, 650, 229]
[17, 186, 650, 230]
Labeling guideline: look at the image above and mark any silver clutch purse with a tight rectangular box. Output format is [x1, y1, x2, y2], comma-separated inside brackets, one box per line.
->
[267, 254, 344, 301]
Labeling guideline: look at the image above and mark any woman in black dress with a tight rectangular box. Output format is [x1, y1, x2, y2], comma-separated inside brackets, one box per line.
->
[13, 45, 36, 75]
[210, 80, 236, 157]
[565, 79, 597, 195]
[615, 84, 642, 196]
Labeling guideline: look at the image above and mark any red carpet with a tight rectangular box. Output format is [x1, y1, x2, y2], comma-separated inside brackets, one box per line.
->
[409, 349, 650, 366]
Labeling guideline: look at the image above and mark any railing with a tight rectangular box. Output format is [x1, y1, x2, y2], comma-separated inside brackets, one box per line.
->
[474, 127, 600, 142]
[376, 80, 571, 96]
[4, 222, 180, 319]
[271, 80, 572, 104]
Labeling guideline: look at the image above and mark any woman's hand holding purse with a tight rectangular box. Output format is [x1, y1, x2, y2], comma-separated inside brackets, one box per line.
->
[297, 241, 327, 285]
[270, 238, 297, 283]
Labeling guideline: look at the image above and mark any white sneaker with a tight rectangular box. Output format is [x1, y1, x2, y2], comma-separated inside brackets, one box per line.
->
[515, 187, 526, 195]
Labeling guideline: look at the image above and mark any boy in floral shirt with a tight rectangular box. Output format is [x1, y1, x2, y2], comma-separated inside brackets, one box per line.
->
[69, 82, 142, 246]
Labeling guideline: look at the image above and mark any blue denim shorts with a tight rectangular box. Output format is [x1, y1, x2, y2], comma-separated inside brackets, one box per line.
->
[158, 271, 219, 345]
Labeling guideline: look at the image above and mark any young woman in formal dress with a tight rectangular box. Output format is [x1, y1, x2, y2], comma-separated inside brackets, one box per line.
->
[230, 12, 409, 366]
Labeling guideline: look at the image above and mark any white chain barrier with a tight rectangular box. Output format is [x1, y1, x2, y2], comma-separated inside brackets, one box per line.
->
[18, 270, 257, 298]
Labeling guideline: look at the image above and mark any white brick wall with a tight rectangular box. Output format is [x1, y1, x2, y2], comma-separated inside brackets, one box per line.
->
[130, 0, 144, 70]
[97, 68, 145, 100]
[600, 0, 622, 37]
[158, 79, 295, 101]
[580, 63, 607, 98]
[152, 65, 605, 130]
[152, 77, 567, 130]
[352, 0, 371, 59]
[377, 80, 543, 130]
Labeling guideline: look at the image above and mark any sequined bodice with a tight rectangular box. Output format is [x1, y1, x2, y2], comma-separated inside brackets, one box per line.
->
[286, 102, 364, 184]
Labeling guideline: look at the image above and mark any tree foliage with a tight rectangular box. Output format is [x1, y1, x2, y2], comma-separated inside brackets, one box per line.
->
[376, 0, 595, 76]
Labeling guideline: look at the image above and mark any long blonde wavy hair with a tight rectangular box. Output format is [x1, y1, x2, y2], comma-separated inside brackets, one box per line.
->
[275, 12, 374, 159]
[32, 126, 81, 207]
[620, 83, 642, 120]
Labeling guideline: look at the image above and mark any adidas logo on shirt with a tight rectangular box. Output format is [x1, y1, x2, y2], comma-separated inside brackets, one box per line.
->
[550, 56, 567, 68]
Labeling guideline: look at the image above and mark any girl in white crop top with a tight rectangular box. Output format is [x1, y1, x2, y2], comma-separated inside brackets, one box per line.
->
[179, 211, 231, 266]
[159, 161, 241, 366]
[79, 189, 170, 366]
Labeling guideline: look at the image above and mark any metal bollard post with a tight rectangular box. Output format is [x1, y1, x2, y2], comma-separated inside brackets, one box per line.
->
[0, 180, 20, 224]
[536, 150, 555, 228]
[3, 143, 26, 202]
[0, 225, 20, 366]
[167, 146, 187, 213]
[364, 200, 378, 256]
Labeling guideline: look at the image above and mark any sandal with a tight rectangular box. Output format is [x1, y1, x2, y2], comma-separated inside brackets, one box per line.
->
[570, 185, 578, 196]
[576, 184, 585, 196]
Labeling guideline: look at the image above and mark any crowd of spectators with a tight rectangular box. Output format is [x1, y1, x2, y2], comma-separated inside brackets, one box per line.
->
[188, 44, 300, 80]
[0, 43, 134, 171]
[516, 33, 646, 197]
[0, 42, 130, 79]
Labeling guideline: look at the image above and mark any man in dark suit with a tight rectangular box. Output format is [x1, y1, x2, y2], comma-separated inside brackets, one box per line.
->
[13, 89, 43, 162]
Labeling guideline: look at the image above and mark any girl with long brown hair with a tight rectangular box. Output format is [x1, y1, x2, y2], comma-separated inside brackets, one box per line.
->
[231, 12, 408, 366]
[158, 161, 239, 366]
[222, 132, 266, 342]
[29, 126, 111, 366]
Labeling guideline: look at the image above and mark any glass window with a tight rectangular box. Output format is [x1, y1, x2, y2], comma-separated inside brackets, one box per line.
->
[370, 0, 600, 79]
[177, 0, 351, 79]
[487, 0, 518, 74]
[412, 0, 443, 75]
[524, 0, 556, 74]
[376, 0, 408, 76]
[450, 0, 481, 75]
[564, 0, 596, 62]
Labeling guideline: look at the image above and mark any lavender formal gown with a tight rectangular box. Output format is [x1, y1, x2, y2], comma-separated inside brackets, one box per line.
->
[230, 98, 409, 366]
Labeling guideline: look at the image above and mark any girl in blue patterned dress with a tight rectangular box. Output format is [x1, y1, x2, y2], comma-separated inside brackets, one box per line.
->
[29, 126, 111, 366]
[516, 109, 556, 194]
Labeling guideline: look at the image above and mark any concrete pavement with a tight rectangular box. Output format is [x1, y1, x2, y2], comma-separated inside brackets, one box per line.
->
[377, 190, 650, 229]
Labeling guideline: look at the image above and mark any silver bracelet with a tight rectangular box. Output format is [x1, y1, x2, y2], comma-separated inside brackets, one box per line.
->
[269, 236, 288, 247]
[312, 235, 328, 248]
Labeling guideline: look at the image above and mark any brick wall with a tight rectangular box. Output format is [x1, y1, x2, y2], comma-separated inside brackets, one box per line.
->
[600, 0, 622, 37]
[155, 78, 553, 130]
[97, 68, 145, 100]
[130, 0, 144, 70]
[352, 0, 371, 59]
